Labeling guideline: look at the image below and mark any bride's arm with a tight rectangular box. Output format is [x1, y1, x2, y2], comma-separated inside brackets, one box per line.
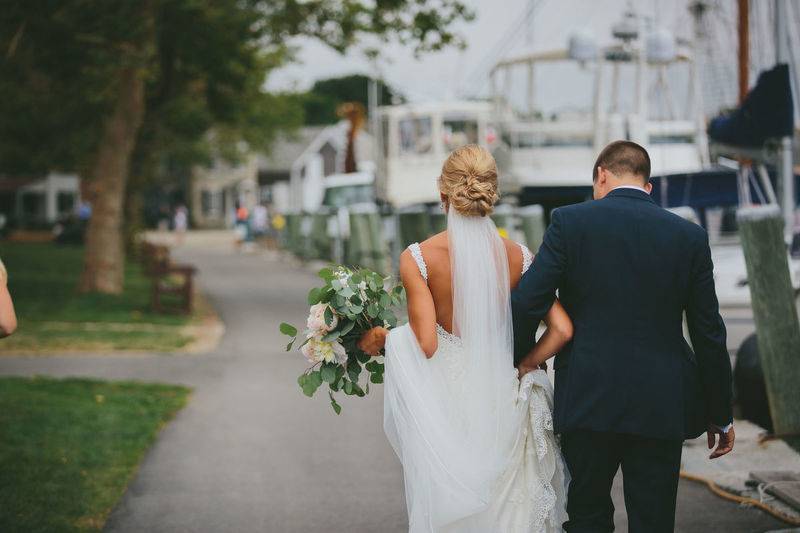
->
[398, 250, 438, 358]
[357, 250, 438, 358]
[517, 299, 572, 376]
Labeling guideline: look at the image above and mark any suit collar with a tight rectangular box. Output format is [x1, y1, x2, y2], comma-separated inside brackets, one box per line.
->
[606, 187, 656, 204]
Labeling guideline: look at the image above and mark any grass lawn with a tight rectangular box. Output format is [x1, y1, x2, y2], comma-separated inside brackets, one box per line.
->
[0, 242, 199, 353]
[0, 376, 190, 532]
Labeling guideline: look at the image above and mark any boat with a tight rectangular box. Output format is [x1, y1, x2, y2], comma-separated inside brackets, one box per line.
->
[489, 7, 709, 209]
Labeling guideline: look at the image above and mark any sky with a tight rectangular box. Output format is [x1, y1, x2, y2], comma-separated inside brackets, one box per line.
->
[266, 0, 697, 103]
[266, 0, 796, 120]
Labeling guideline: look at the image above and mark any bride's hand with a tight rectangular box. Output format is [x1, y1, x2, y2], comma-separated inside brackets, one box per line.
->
[516, 363, 538, 379]
[357, 326, 389, 356]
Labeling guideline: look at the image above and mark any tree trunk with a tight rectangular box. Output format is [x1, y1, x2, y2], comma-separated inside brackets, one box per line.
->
[124, 184, 145, 259]
[78, 65, 147, 294]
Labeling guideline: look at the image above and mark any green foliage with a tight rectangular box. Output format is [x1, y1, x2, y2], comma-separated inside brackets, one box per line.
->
[0, 1, 152, 174]
[299, 74, 402, 125]
[280, 264, 406, 413]
[279, 323, 298, 337]
[0, 0, 472, 176]
[0, 376, 190, 532]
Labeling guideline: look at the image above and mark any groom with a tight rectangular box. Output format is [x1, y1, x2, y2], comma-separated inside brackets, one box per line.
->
[511, 140, 734, 532]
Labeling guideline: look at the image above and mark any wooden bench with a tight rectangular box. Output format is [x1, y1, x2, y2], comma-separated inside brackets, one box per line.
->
[140, 241, 197, 314]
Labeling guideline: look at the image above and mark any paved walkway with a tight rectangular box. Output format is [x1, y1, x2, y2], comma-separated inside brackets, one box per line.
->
[0, 243, 789, 532]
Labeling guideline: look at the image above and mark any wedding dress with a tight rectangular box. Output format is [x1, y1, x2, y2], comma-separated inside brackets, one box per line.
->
[384, 208, 569, 533]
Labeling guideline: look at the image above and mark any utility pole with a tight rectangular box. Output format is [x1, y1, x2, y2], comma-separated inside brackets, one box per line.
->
[737, 0, 749, 104]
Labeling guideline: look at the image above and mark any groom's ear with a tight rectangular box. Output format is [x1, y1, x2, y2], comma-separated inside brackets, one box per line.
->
[595, 166, 606, 185]
[644, 181, 653, 194]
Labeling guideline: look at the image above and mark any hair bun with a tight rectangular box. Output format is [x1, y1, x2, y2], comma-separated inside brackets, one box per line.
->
[439, 145, 499, 217]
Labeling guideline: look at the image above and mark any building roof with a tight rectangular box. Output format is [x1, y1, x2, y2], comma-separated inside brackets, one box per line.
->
[257, 123, 375, 176]
[257, 126, 327, 173]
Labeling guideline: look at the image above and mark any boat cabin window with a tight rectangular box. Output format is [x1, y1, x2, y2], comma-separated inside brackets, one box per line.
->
[508, 131, 592, 149]
[399, 116, 433, 155]
[443, 118, 479, 151]
[322, 184, 374, 208]
[649, 134, 694, 145]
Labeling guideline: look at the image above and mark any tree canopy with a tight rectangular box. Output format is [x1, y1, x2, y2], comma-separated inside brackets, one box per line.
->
[299, 74, 402, 125]
[0, 0, 473, 293]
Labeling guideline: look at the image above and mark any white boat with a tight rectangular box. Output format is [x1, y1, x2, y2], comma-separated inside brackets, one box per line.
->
[489, 8, 709, 206]
[375, 101, 496, 207]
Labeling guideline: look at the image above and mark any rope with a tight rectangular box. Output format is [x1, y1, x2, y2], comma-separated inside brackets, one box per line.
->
[679, 470, 800, 526]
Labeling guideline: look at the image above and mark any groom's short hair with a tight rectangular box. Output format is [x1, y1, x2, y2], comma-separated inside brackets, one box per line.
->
[593, 141, 651, 184]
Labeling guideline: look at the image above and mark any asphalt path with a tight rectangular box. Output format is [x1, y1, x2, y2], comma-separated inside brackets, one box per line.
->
[0, 244, 787, 532]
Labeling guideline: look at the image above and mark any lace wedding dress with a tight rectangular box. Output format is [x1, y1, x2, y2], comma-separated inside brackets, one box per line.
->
[384, 209, 569, 533]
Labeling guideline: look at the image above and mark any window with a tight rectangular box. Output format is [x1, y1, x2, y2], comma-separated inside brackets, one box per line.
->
[322, 185, 374, 208]
[443, 118, 478, 151]
[201, 190, 213, 216]
[399, 116, 433, 154]
[512, 132, 592, 148]
[57, 192, 75, 215]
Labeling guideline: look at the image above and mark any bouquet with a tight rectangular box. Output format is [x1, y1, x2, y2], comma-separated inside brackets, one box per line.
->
[280, 265, 405, 414]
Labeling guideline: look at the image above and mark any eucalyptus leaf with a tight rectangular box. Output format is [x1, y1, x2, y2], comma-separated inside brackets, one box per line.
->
[379, 293, 391, 308]
[347, 359, 361, 382]
[339, 320, 355, 336]
[302, 370, 323, 397]
[324, 306, 335, 328]
[322, 330, 341, 342]
[307, 287, 321, 305]
[318, 267, 334, 281]
[321, 363, 338, 384]
[329, 392, 341, 415]
[279, 323, 298, 337]
[370, 372, 384, 384]
[320, 287, 334, 303]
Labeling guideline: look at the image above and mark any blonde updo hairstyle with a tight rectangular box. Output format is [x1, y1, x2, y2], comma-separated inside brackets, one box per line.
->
[439, 144, 500, 217]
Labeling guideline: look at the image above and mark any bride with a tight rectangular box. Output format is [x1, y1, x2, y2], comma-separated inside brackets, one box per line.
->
[359, 145, 571, 532]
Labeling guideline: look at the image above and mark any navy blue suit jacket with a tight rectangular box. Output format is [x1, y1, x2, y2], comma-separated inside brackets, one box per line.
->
[511, 188, 733, 440]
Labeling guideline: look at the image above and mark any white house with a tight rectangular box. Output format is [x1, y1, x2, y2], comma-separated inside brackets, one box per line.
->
[0, 173, 81, 226]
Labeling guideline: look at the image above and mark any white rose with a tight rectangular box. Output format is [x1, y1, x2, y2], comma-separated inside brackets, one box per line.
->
[306, 303, 337, 335]
[301, 337, 348, 365]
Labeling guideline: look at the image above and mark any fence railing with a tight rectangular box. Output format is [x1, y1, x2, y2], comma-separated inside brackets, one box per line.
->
[278, 205, 547, 275]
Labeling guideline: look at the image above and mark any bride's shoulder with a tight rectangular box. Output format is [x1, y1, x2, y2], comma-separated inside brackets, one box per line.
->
[399, 233, 447, 279]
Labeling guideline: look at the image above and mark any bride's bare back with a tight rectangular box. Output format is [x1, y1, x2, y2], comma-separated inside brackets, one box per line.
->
[399, 230, 527, 357]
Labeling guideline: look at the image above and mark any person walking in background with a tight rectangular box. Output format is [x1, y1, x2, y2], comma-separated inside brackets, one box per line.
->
[251, 203, 268, 240]
[0, 257, 18, 338]
[173, 204, 188, 246]
[234, 202, 250, 250]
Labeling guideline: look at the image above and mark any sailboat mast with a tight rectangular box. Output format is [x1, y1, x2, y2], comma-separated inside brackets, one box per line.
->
[738, 0, 749, 103]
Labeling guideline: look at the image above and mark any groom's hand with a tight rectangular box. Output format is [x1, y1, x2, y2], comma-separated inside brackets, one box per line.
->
[707, 424, 735, 459]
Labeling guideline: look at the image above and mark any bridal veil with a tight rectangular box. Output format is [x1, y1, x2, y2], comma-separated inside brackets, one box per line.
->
[384, 208, 525, 531]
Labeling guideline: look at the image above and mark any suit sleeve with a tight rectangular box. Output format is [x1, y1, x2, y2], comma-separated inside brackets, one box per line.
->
[685, 230, 733, 427]
[511, 208, 568, 363]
